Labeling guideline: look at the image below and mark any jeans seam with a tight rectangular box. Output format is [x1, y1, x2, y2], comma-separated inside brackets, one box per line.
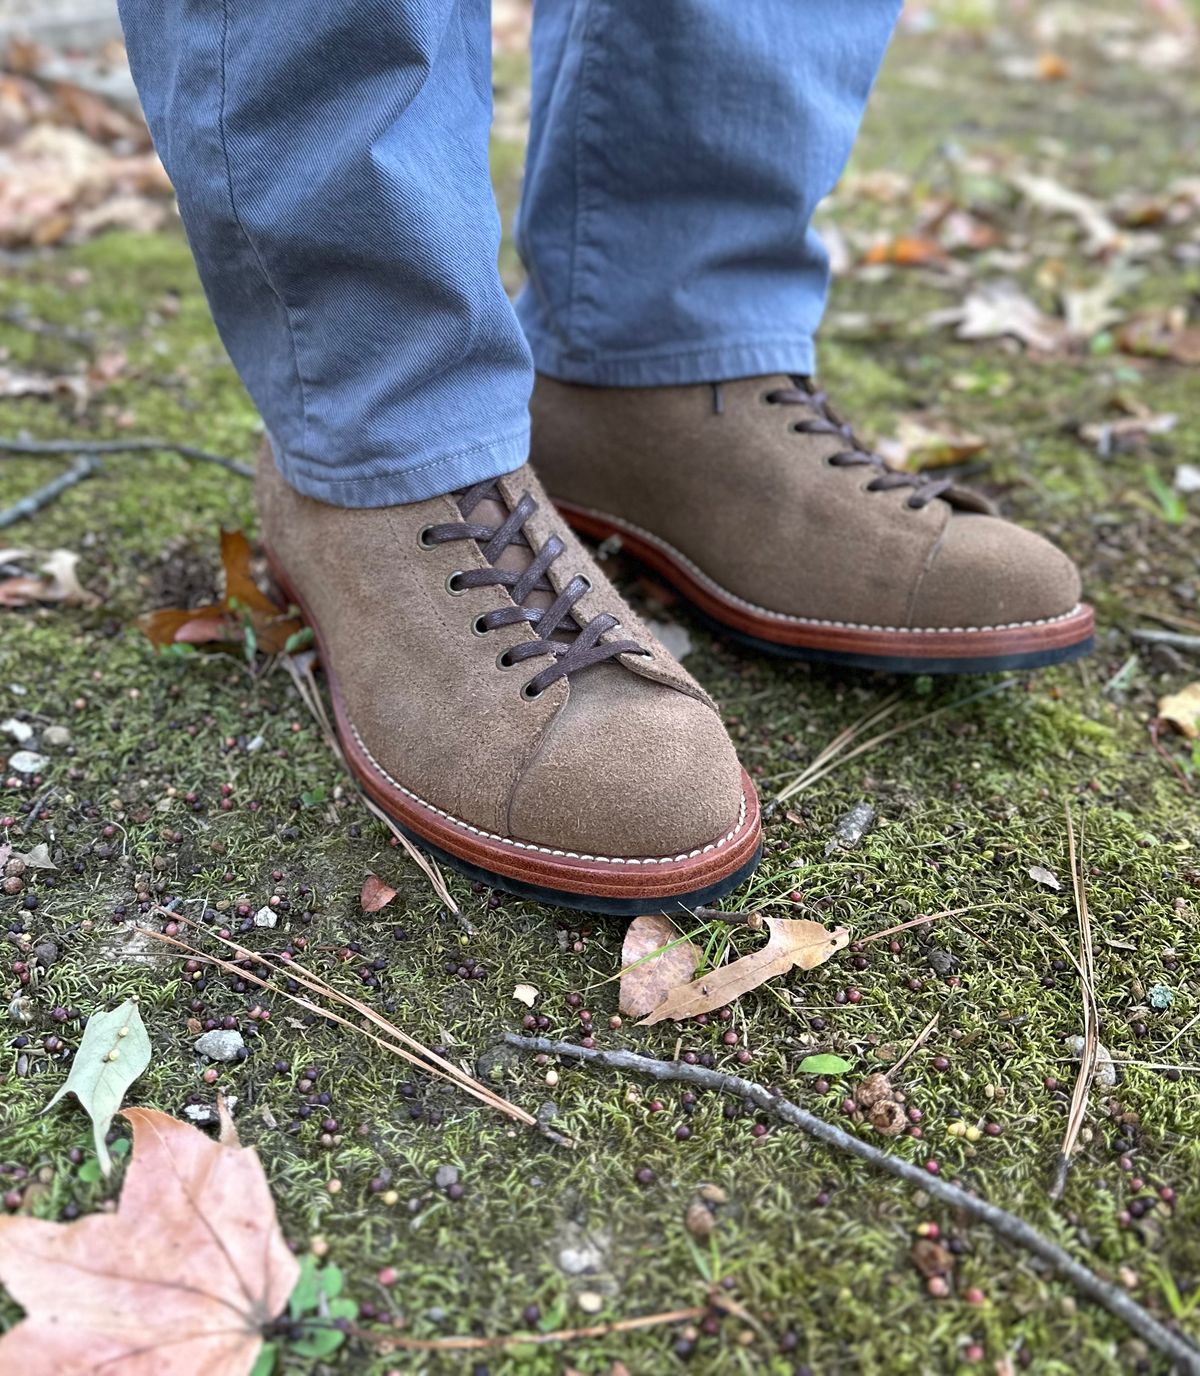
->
[565, 0, 604, 358]
[218, 0, 309, 460]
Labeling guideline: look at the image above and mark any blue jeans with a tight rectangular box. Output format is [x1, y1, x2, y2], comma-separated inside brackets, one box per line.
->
[119, 0, 900, 506]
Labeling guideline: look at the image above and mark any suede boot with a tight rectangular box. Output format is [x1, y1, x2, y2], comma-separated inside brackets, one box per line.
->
[258, 446, 761, 913]
[530, 375, 1093, 673]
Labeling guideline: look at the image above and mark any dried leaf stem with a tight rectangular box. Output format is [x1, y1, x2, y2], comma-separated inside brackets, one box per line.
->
[504, 1035, 1200, 1375]
[377, 1306, 705, 1353]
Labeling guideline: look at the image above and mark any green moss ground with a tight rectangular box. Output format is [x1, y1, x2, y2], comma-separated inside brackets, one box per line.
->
[2, 6, 1199, 1374]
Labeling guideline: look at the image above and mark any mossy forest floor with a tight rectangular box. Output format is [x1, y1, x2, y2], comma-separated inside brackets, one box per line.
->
[2, 4, 1199, 1373]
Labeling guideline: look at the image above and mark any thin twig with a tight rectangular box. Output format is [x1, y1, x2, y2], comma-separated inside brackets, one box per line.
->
[377, 1306, 706, 1353]
[0, 436, 254, 478]
[887, 1009, 941, 1079]
[505, 1035, 1200, 1375]
[0, 455, 97, 529]
[141, 917, 539, 1130]
[1149, 719, 1194, 795]
[693, 906, 764, 931]
[1049, 803, 1099, 1203]
[283, 653, 460, 914]
[770, 680, 1015, 806]
[859, 902, 1001, 945]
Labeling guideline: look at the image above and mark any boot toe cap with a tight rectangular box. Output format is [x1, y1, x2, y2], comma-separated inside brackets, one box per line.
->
[506, 668, 745, 860]
[910, 515, 1082, 630]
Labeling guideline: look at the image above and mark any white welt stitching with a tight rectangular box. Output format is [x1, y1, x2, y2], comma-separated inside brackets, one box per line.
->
[571, 504, 1084, 635]
[350, 724, 749, 866]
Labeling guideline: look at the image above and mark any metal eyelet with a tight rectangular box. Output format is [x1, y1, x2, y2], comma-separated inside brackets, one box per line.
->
[471, 614, 491, 637]
[445, 571, 467, 595]
[496, 648, 517, 670]
[521, 680, 545, 701]
[417, 525, 436, 549]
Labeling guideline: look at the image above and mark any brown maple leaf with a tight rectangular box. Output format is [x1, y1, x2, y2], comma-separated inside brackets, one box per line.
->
[137, 529, 304, 657]
[0, 1107, 299, 1376]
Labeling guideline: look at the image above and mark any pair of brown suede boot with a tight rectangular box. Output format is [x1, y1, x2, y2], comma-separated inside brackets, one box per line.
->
[260, 375, 1092, 914]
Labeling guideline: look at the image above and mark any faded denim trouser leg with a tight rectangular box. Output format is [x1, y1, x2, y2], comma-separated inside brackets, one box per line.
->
[118, 0, 900, 506]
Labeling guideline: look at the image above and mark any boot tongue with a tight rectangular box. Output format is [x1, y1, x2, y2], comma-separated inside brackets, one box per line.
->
[457, 491, 575, 643]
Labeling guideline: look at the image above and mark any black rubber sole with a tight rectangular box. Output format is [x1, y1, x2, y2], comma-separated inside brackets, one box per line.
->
[394, 820, 764, 917]
[673, 595, 1096, 675]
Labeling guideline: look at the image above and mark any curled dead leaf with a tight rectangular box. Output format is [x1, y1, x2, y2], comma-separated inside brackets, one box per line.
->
[1158, 683, 1200, 739]
[360, 873, 397, 913]
[618, 914, 701, 1020]
[637, 917, 849, 1026]
[911, 1238, 955, 1280]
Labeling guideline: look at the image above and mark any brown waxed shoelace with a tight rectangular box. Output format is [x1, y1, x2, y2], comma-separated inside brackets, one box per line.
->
[422, 481, 648, 699]
[766, 378, 954, 510]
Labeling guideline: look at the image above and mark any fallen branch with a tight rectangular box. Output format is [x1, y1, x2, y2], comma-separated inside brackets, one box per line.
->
[0, 436, 253, 479]
[693, 906, 764, 931]
[0, 455, 97, 529]
[1131, 628, 1200, 653]
[504, 1035, 1200, 1374]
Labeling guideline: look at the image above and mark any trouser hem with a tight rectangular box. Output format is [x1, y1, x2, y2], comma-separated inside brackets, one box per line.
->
[525, 333, 817, 387]
[272, 424, 530, 508]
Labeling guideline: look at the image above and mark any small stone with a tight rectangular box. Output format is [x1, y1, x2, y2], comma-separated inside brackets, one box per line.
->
[1066, 1036, 1117, 1088]
[825, 801, 874, 855]
[575, 1290, 604, 1315]
[193, 1029, 246, 1062]
[433, 1164, 459, 1190]
[253, 906, 277, 928]
[42, 726, 71, 749]
[558, 1238, 604, 1276]
[8, 751, 47, 775]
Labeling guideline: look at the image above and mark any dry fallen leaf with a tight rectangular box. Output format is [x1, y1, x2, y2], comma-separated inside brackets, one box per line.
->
[862, 234, 947, 267]
[0, 548, 97, 608]
[1158, 683, 1200, 739]
[0, 1107, 299, 1376]
[954, 280, 1067, 353]
[511, 983, 538, 1008]
[618, 914, 701, 1020]
[137, 529, 304, 656]
[638, 917, 849, 1026]
[876, 415, 987, 472]
[1028, 864, 1061, 891]
[360, 872, 397, 913]
[1010, 172, 1120, 257]
[1118, 311, 1200, 366]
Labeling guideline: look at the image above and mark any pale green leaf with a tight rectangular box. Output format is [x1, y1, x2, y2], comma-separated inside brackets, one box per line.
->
[42, 999, 151, 1176]
[797, 1053, 853, 1076]
[249, 1342, 278, 1376]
